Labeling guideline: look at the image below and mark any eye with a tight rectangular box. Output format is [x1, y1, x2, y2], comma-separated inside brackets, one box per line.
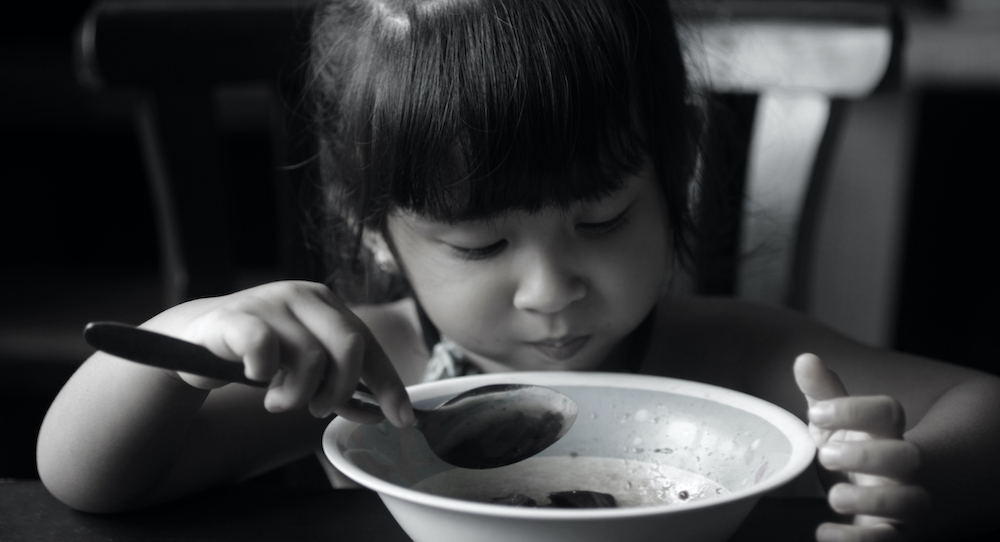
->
[577, 206, 632, 235]
[450, 240, 508, 261]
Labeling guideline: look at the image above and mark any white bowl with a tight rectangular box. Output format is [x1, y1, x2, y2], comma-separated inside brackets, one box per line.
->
[323, 372, 815, 542]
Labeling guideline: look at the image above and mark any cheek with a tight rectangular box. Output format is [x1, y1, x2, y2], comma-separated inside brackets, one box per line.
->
[407, 263, 512, 341]
[600, 241, 666, 307]
[604, 213, 670, 303]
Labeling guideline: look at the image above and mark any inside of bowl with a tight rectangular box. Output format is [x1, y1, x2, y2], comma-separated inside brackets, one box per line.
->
[336, 385, 794, 502]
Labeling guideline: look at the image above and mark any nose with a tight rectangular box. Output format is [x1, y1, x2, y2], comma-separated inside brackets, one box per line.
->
[512, 250, 587, 314]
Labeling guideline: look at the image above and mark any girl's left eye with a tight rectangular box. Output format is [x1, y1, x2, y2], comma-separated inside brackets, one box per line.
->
[450, 240, 508, 261]
[577, 207, 632, 235]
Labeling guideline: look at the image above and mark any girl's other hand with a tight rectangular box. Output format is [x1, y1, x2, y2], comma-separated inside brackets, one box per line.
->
[142, 281, 415, 428]
[793, 353, 931, 542]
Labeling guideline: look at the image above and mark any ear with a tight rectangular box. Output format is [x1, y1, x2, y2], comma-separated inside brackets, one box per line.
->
[361, 228, 400, 274]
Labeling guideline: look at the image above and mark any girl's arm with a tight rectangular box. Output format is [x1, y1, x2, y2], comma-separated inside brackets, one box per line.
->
[655, 297, 1000, 540]
[37, 281, 414, 513]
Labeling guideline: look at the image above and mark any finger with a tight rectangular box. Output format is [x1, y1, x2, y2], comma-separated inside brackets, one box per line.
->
[818, 440, 921, 480]
[174, 371, 231, 390]
[264, 336, 329, 413]
[354, 330, 415, 428]
[307, 288, 414, 428]
[248, 305, 329, 412]
[333, 398, 390, 425]
[810, 396, 906, 438]
[308, 331, 364, 419]
[828, 482, 932, 523]
[185, 311, 280, 386]
[794, 353, 849, 408]
[218, 312, 281, 383]
[817, 522, 902, 542]
[288, 283, 413, 427]
[287, 285, 367, 409]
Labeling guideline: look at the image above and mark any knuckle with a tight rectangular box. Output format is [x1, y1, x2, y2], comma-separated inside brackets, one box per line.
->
[194, 306, 236, 330]
[868, 489, 892, 514]
[258, 279, 315, 300]
[242, 319, 274, 348]
[835, 397, 863, 423]
[339, 332, 366, 362]
[288, 280, 331, 298]
[852, 444, 873, 469]
[300, 347, 330, 372]
[272, 280, 307, 298]
[851, 487, 894, 519]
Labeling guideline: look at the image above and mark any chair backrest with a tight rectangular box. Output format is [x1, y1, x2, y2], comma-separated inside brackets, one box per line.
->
[75, 0, 899, 308]
[76, 0, 321, 306]
[677, 1, 900, 308]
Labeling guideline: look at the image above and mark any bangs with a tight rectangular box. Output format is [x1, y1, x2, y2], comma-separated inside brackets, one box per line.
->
[332, 0, 649, 224]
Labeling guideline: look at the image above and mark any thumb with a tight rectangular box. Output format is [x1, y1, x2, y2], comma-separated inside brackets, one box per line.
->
[794, 353, 850, 448]
[793, 353, 849, 408]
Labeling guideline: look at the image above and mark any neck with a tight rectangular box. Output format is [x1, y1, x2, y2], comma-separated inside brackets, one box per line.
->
[594, 335, 633, 372]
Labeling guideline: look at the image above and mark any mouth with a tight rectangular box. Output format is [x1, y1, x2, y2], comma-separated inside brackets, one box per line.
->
[526, 335, 591, 362]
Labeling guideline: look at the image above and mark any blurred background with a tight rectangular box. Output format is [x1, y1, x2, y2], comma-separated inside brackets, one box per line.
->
[1, 0, 997, 480]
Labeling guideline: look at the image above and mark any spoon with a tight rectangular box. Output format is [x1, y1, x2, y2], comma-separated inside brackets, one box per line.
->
[83, 321, 578, 469]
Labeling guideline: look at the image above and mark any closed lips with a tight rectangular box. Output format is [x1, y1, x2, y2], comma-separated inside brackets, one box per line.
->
[528, 335, 591, 361]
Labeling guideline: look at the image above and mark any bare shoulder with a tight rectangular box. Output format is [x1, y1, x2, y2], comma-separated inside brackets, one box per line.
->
[644, 295, 988, 419]
[643, 296, 814, 407]
[351, 298, 430, 385]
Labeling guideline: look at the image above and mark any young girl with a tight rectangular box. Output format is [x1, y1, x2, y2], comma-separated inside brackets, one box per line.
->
[38, 0, 1000, 540]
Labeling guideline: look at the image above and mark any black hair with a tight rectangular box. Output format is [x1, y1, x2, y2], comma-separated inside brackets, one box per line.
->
[309, 0, 700, 301]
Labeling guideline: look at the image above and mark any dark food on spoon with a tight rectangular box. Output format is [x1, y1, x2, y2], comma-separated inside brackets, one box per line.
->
[420, 385, 577, 469]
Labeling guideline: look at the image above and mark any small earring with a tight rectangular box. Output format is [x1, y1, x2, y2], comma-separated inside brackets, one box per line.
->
[362, 229, 399, 274]
[373, 249, 399, 274]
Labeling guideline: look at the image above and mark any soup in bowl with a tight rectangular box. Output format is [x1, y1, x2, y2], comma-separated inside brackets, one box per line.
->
[323, 371, 815, 542]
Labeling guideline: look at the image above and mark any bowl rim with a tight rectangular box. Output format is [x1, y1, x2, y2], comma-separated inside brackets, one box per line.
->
[323, 371, 816, 519]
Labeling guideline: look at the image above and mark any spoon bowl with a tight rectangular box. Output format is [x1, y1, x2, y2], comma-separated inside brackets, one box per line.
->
[349, 383, 578, 469]
[411, 384, 578, 469]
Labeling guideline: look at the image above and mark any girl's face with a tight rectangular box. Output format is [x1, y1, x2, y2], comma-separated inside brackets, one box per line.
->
[386, 161, 670, 372]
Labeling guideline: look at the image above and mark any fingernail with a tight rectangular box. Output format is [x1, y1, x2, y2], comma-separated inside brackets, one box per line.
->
[263, 391, 286, 413]
[809, 402, 834, 426]
[819, 442, 843, 469]
[310, 403, 335, 419]
[828, 485, 856, 513]
[816, 523, 846, 542]
[397, 403, 415, 427]
[269, 368, 286, 390]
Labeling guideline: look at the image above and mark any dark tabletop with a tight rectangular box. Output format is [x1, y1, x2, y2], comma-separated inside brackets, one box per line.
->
[0, 479, 839, 542]
[2, 479, 996, 541]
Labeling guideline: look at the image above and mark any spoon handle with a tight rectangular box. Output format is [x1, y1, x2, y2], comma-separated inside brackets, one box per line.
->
[84, 321, 384, 416]
[85, 321, 267, 387]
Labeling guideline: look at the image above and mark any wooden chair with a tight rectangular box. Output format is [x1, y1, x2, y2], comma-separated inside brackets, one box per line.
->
[76, 0, 324, 306]
[678, 1, 901, 309]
